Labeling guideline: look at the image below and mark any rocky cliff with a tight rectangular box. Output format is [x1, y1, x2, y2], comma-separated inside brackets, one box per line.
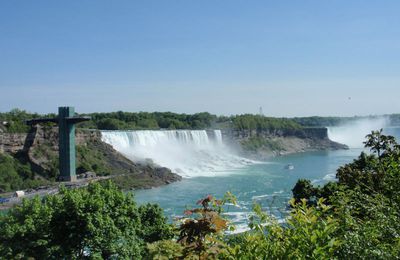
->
[0, 126, 181, 190]
[222, 127, 348, 160]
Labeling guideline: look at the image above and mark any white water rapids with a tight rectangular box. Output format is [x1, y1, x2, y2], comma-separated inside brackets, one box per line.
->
[101, 130, 255, 177]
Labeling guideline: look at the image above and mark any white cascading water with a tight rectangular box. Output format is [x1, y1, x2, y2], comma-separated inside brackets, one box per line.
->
[101, 129, 254, 177]
[327, 117, 388, 148]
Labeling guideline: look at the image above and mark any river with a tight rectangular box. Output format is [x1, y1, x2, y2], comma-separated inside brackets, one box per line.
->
[131, 126, 400, 232]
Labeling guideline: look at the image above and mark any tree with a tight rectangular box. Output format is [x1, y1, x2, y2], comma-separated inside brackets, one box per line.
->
[292, 179, 316, 203]
[96, 118, 127, 130]
[0, 181, 171, 259]
[138, 203, 174, 243]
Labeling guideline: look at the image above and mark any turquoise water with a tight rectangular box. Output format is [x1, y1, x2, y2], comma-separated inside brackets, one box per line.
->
[133, 127, 400, 231]
[134, 148, 363, 230]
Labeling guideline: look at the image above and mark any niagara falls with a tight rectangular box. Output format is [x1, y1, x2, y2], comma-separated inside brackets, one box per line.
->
[101, 129, 256, 178]
[2, 1, 400, 258]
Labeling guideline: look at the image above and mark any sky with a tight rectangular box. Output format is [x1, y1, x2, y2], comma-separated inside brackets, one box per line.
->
[0, 1, 399, 117]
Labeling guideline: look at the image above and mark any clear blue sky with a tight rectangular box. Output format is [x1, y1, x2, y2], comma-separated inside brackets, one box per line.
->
[1, 1, 399, 116]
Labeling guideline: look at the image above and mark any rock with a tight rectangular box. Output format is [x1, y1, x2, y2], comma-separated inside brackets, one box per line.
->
[0, 126, 182, 190]
[221, 127, 348, 160]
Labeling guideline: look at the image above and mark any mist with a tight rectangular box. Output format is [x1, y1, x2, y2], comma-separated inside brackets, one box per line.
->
[327, 117, 389, 148]
[101, 130, 254, 178]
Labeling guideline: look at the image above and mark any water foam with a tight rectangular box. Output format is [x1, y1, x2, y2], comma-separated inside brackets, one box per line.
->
[327, 117, 388, 148]
[101, 130, 255, 177]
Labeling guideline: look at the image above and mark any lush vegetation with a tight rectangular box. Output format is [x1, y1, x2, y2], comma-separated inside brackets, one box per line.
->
[0, 109, 55, 133]
[146, 130, 400, 259]
[84, 112, 305, 133]
[77, 111, 217, 130]
[1, 130, 398, 259]
[2, 108, 399, 133]
[231, 114, 302, 132]
[289, 129, 400, 258]
[76, 144, 112, 176]
[292, 116, 349, 127]
[0, 141, 117, 192]
[0, 109, 217, 131]
[1, 108, 400, 258]
[240, 136, 283, 152]
[0, 153, 49, 193]
[0, 181, 173, 259]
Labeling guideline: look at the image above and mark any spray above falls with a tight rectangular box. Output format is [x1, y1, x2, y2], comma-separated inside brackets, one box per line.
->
[101, 130, 254, 177]
[327, 117, 389, 148]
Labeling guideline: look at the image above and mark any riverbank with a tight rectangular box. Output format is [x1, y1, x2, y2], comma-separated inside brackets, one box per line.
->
[222, 127, 348, 160]
[0, 126, 182, 196]
[0, 125, 346, 201]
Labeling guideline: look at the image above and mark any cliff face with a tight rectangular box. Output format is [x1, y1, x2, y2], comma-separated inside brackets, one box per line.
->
[0, 126, 348, 190]
[0, 126, 181, 190]
[221, 127, 348, 160]
[0, 132, 30, 154]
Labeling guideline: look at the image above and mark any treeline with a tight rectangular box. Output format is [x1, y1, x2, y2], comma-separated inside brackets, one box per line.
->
[0, 109, 55, 133]
[78, 111, 217, 130]
[0, 109, 217, 132]
[1, 130, 399, 258]
[0, 109, 303, 132]
[2, 108, 399, 133]
[82, 113, 304, 132]
[231, 114, 302, 132]
[292, 116, 348, 127]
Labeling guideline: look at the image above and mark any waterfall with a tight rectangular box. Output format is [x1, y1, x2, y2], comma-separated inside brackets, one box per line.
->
[213, 129, 223, 145]
[101, 129, 254, 177]
[327, 117, 388, 148]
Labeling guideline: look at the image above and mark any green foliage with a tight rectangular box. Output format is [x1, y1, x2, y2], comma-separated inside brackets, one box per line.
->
[177, 195, 228, 259]
[224, 199, 340, 259]
[292, 179, 317, 203]
[79, 111, 217, 130]
[2, 126, 400, 259]
[149, 131, 400, 259]
[30, 140, 60, 180]
[147, 240, 184, 259]
[292, 116, 348, 127]
[0, 181, 172, 259]
[332, 190, 400, 259]
[231, 114, 302, 133]
[138, 203, 174, 243]
[147, 194, 235, 260]
[0, 108, 33, 133]
[76, 144, 112, 176]
[289, 130, 400, 258]
[240, 136, 282, 152]
[0, 154, 23, 192]
[77, 111, 305, 131]
[96, 118, 129, 130]
[0, 153, 48, 192]
[0, 108, 54, 133]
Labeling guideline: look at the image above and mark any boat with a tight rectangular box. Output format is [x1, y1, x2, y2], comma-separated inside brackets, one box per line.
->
[284, 164, 294, 170]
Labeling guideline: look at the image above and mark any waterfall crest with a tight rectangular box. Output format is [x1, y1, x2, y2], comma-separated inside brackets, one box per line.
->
[101, 129, 254, 177]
